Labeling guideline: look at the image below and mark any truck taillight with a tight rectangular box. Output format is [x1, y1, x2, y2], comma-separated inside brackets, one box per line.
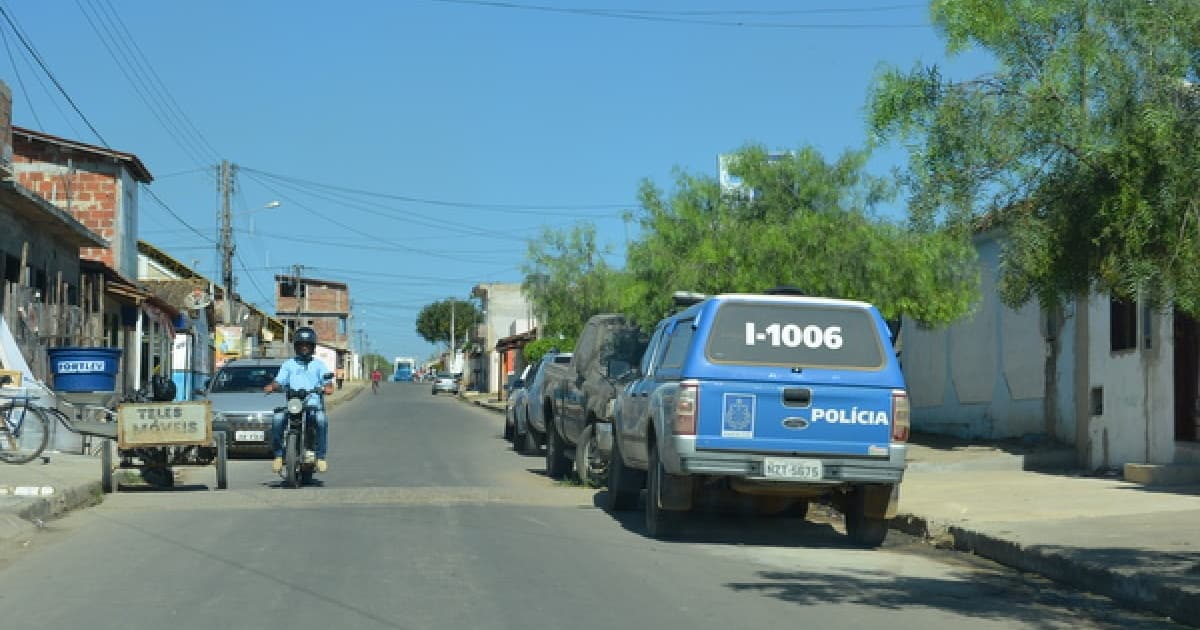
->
[673, 381, 698, 435]
[891, 390, 910, 442]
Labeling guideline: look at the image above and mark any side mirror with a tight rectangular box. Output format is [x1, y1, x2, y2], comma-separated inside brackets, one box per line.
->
[323, 372, 335, 380]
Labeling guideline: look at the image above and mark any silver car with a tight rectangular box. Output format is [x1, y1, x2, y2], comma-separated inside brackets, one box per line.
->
[431, 373, 458, 395]
[200, 358, 285, 456]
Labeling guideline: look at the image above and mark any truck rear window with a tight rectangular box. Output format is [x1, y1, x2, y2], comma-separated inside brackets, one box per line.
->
[705, 302, 885, 369]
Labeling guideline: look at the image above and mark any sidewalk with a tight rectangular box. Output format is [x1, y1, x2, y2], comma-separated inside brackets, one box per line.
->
[460, 390, 1200, 626]
[0, 381, 366, 553]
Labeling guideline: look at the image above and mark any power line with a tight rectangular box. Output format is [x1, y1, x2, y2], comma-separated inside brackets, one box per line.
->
[242, 171, 514, 264]
[421, 0, 928, 29]
[0, 20, 39, 128]
[91, 0, 221, 162]
[242, 170, 542, 242]
[242, 166, 630, 213]
[140, 183, 215, 243]
[0, 4, 110, 146]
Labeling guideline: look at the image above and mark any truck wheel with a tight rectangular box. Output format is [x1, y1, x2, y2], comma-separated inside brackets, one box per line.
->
[844, 487, 889, 548]
[645, 443, 684, 539]
[503, 410, 514, 441]
[603, 433, 643, 512]
[545, 424, 570, 479]
[574, 424, 608, 488]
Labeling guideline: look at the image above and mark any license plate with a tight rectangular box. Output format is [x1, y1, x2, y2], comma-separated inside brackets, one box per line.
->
[762, 458, 822, 480]
[235, 430, 265, 442]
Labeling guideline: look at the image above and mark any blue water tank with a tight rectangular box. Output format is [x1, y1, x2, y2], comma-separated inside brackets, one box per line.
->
[47, 347, 122, 392]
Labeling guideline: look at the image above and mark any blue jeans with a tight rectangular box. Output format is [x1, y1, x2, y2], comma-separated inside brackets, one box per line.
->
[271, 407, 328, 459]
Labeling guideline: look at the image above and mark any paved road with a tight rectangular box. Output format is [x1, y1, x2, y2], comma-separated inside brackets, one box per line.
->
[0, 382, 1180, 629]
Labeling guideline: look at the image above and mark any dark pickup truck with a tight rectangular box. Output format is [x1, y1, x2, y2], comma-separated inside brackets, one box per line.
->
[540, 314, 647, 485]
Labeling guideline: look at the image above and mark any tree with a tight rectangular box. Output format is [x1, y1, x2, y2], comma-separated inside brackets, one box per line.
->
[523, 337, 575, 364]
[415, 298, 481, 348]
[362, 353, 393, 377]
[620, 145, 979, 327]
[523, 223, 624, 339]
[868, 0, 1200, 313]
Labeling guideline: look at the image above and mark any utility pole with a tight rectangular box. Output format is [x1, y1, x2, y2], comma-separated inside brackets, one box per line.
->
[284, 263, 304, 346]
[450, 297, 456, 362]
[219, 160, 237, 324]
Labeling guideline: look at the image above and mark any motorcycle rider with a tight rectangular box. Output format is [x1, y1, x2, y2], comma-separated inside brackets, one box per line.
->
[264, 326, 334, 473]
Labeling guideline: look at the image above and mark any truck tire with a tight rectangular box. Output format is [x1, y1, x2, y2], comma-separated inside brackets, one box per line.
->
[545, 423, 570, 479]
[574, 424, 608, 488]
[844, 486, 889, 548]
[603, 433, 643, 512]
[645, 443, 684, 539]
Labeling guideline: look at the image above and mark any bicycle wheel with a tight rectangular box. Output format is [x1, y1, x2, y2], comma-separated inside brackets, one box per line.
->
[0, 402, 50, 464]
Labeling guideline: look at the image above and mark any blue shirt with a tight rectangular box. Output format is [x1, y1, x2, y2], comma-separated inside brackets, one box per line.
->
[273, 357, 332, 409]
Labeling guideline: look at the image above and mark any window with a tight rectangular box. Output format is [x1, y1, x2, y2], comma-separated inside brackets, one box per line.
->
[658, 321, 695, 371]
[1110, 297, 1137, 352]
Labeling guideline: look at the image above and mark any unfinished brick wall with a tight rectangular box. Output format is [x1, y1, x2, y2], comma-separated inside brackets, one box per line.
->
[276, 278, 350, 347]
[12, 139, 121, 270]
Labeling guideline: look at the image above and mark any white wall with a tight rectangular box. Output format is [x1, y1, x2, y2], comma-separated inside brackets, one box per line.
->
[1084, 297, 1174, 467]
[902, 236, 1077, 441]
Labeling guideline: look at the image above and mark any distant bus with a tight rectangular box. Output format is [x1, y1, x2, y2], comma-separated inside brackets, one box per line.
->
[393, 356, 416, 382]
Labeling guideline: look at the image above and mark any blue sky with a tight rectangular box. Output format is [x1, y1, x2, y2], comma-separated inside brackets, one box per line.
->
[2, 1, 991, 361]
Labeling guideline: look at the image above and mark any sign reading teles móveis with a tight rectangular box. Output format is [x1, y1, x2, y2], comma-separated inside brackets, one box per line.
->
[117, 401, 212, 448]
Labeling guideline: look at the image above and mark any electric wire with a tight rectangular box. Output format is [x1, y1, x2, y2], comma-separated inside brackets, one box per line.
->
[74, 0, 210, 168]
[242, 167, 630, 213]
[91, 0, 222, 163]
[0, 4, 110, 146]
[241, 171, 516, 264]
[421, 0, 928, 29]
[0, 21, 40, 128]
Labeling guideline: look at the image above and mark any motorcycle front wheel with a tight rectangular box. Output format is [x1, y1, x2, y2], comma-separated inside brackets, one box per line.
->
[284, 432, 301, 488]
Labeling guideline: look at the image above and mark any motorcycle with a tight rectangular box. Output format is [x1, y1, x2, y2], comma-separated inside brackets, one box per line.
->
[277, 373, 333, 487]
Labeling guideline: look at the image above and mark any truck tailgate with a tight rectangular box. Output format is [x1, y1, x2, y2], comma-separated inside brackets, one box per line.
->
[693, 380, 894, 457]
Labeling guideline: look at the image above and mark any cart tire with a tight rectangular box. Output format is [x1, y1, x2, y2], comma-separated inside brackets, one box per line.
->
[214, 432, 228, 490]
[100, 439, 114, 494]
[284, 433, 300, 488]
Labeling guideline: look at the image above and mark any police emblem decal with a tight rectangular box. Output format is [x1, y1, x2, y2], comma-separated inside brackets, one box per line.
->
[722, 393, 755, 438]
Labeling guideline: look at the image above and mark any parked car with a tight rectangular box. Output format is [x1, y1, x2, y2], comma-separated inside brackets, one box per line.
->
[608, 291, 910, 547]
[513, 351, 572, 456]
[431, 373, 458, 395]
[199, 358, 285, 456]
[541, 314, 648, 485]
[504, 363, 538, 441]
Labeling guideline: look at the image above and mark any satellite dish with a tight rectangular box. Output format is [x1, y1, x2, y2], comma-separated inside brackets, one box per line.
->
[184, 290, 213, 310]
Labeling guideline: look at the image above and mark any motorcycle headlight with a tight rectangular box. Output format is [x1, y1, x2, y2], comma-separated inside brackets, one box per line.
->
[287, 398, 304, 414]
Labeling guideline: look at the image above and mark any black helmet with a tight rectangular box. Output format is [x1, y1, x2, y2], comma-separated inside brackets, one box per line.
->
[294, 327, 318, 361]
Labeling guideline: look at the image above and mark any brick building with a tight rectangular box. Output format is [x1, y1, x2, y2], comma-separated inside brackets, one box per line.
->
[11, 125, 153, 280]
[274, 275, 350, 369]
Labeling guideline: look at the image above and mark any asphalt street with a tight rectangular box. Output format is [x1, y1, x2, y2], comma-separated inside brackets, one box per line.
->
[0, 382, 1181, 630]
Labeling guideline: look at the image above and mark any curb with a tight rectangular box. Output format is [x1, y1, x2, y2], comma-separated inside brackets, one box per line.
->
[0, 479, 103, 552]
[891, 514, 1200, 627]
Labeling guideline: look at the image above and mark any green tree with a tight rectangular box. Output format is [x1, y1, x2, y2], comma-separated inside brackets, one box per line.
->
[362, 353, 393, 377]
[415, 298, 481, 348]
[523, 223, 624, 339]
[523, 337, 575, 364]
[868, 0, 1200, 313]
[620, 145, 978, 326]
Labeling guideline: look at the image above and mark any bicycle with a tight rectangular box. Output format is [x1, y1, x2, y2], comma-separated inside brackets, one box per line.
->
[0, 387, 51, 464]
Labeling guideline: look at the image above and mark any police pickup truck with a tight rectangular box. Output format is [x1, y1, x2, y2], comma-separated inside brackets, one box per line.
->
[607, 292, 909, 547]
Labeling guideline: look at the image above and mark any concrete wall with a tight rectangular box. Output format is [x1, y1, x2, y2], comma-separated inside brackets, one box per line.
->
[1083, 297, 1174, 467]
[474, 282, 536, 393]
[903, 237, 1076, 441]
